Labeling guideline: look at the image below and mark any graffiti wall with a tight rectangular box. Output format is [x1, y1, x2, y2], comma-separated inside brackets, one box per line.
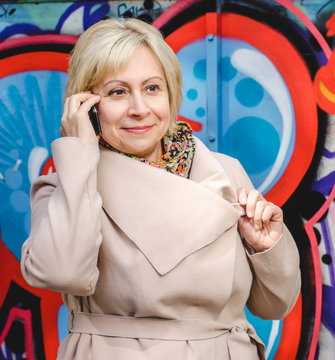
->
[0, 0, 334, 359]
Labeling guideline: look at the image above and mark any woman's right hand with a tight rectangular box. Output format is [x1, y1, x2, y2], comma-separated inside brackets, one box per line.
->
[60, 92, 101, 143]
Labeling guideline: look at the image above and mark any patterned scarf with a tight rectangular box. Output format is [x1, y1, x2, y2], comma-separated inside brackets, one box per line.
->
[99, 121, 195, 178]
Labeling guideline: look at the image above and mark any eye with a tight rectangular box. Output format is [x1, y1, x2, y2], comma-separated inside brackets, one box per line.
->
[108, 88, 125, 96]
[146, 84, 159, 93]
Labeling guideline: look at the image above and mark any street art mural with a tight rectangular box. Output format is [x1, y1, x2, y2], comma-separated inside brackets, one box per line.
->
[0, 0, 334, 358]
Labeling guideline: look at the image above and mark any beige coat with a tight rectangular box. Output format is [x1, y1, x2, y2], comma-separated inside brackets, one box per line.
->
[21, 136, 301, 360]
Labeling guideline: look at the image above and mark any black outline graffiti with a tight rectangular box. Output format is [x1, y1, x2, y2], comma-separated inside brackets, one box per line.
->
[117, 0, 163, 22]
[0, 4, 16, 18]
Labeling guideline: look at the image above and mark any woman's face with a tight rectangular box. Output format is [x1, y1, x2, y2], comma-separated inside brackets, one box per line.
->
[95, 46, 171, 162]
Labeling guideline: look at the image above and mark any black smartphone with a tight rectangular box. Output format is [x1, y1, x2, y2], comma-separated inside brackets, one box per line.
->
[88, 105, 102, 136]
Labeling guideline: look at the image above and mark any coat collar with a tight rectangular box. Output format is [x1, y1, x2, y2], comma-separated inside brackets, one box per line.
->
[97, 137, 242, 276]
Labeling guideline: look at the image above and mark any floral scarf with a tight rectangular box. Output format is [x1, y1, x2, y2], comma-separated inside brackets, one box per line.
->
[99, 121, 196, 178]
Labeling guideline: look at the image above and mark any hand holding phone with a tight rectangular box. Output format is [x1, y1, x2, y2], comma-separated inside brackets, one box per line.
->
[88, 105, 102, 136]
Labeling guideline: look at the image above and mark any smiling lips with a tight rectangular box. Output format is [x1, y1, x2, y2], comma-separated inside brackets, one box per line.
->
[122, 125, 154, 134]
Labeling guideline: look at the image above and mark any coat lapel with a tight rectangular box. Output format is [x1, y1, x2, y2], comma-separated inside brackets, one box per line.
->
[97, 137, 242, 276]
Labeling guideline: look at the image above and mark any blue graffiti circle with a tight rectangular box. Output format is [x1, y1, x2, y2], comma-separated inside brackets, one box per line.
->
[193, 59, 206, 81]
[222, 116, 280, 174]
[10, 190, 29, 212]
[187, 88, 198, 100]
[219, 57, 237, 81]
[5, 168, 23, 189]
[235, 78, 264, 107]
[196, 107, 206, 117]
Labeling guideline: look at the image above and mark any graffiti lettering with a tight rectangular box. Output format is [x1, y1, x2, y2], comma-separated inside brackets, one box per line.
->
[0, 5, 16, 18]
[117, 1, 162, 18]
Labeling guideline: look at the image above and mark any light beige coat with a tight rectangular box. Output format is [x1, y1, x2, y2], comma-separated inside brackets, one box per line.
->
[21, 136, 301, 360]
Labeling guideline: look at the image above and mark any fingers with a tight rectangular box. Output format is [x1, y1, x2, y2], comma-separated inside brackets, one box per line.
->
[237, 188, 283, 229]
[254, 201, 283, 230]
[238, 188, 263, 217]
[253, 200, 267, 230]
[61, 92, 101, 140]
[65, 93, 100, 123]
[67, 92, 99, 116]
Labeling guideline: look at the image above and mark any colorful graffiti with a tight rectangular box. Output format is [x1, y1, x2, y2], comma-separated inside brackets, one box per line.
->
[0, 0, 334, 359]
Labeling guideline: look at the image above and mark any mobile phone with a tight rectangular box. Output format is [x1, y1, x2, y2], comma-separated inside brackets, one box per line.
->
[88, 105, 102, 136]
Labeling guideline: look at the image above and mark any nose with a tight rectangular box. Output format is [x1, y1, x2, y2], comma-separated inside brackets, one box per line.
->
[128, 92, 150, 118]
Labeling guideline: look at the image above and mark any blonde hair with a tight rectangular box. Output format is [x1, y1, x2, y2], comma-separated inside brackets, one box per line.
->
[65, 18, 182, 135]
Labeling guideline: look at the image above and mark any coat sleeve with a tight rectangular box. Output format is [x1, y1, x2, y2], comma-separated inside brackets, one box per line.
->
[213, 153, 301, 320]
[21, 137, 103, 296]
[246, 227, 301, 319]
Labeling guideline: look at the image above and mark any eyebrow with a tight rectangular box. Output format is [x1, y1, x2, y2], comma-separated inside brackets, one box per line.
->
[101, 76, 164, 88]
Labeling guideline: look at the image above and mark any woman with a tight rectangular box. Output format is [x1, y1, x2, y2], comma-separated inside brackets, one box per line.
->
[21, 18, 301, 359]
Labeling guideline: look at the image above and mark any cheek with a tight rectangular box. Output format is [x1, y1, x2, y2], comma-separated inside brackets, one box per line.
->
[155, 98, 171, 120]
[98, 103, 121, 127]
